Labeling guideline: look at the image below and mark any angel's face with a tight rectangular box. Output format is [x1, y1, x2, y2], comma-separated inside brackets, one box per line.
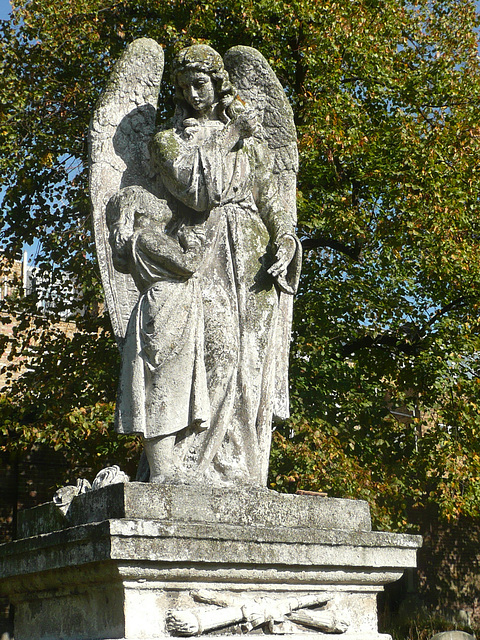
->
[177, 70, 216, 116]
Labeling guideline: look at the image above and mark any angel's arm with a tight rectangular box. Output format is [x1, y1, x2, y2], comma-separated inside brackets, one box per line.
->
[251, 142, 295, 238]
[250, 141, 300, 294]
[134, 227, 204, 276]
[150, 129, 211, 212]
[107, 185, 203, 278]
[150, 109, 257, 212]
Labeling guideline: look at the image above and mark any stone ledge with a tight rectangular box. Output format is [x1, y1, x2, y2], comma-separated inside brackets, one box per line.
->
[18, 482, 373, 538]
[1, 517, 421, 583]
[97, 635, 393, 640]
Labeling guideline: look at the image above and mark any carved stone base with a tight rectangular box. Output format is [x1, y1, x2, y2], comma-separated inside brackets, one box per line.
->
[0, 483, 421, 640]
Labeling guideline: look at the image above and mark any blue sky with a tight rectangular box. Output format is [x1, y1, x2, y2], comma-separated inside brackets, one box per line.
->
[0, 0, 10, 20]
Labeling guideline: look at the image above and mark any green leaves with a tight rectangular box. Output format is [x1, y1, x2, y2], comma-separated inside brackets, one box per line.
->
[1, 0, 480, 530]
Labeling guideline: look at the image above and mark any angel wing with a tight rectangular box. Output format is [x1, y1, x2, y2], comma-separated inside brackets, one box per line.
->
[89, 38, 164, 346]
[224, 46, 301, 423]
[223, 46, 298, 228]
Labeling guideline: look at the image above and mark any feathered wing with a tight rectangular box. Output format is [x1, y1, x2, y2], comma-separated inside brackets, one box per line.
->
[224, 46, 301, 424]
[89, 38, 164, 346]
[223, 46, 298, 222]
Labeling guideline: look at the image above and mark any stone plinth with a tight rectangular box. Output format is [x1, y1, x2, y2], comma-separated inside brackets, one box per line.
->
[0, 483, 421, 640]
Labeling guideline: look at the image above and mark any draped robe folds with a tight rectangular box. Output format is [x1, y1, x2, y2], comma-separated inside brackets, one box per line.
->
[114, 119, 300, 486]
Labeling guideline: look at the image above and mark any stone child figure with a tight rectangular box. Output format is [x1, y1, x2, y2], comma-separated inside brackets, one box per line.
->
[90, 39, 301, 486]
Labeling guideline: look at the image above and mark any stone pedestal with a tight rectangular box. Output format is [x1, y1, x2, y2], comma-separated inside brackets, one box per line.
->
[0, 483, 421, 640]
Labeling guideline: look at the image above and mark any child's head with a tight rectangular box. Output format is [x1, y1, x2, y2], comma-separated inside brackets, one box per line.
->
[106, 186, 172, 237]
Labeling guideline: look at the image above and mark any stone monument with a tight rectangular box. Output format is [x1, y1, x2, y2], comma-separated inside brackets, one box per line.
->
[92, 39, 301, 487]
[0, 39, 422, 639]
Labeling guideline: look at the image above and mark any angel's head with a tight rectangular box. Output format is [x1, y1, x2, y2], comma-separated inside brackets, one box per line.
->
[172, 45, 243, 124]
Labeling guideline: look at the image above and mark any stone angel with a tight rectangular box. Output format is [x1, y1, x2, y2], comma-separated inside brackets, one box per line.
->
[89, 39, 301, 487]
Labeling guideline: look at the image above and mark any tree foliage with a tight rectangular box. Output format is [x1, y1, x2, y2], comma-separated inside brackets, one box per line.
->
[1, 0, 480, 529]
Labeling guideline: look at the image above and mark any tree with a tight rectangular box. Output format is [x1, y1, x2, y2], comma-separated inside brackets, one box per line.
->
[1, 0, 480, 536]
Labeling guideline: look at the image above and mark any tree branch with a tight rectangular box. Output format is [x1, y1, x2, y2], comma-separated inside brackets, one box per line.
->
[301, 237, 363, 261]
[340, 332, 420, 357]
[340, 296, 473, 358]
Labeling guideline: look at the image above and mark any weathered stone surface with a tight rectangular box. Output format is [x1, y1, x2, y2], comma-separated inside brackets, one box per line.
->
[90, 40, 302, 487]
[18, 482, 372, 537]
[3, 517, 421, 579]
[1, 485, 421, 640]
[431, 633, 475, 640]
[90, 37, 164, 343]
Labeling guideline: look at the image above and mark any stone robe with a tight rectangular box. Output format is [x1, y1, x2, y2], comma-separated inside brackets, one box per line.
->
[115, 119, 300, 485]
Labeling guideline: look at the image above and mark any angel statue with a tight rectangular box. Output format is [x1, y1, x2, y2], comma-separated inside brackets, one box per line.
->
[89, 39, 301, 487]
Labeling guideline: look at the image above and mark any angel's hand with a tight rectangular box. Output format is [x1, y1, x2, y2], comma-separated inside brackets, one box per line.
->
[268, 234, 297, 279]
[178, 226, 205, 252]
[232, 108, 257, 139]
[136, 229, 194, 277]
[219, 109, 256, 152]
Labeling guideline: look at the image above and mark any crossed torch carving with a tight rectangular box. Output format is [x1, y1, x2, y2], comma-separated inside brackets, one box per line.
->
[167, 589, 349, 636]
